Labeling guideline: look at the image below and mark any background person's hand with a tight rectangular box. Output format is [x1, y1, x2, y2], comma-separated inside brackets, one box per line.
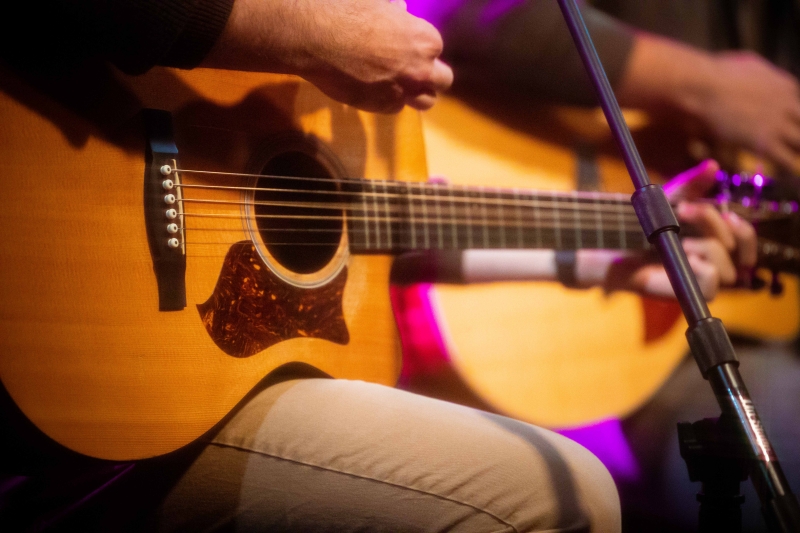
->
[587, 160, 757, 300]
[687, 52, 800, 173]
[619, 36, 800, 173]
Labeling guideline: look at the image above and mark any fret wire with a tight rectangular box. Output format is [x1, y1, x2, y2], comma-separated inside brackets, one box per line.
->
[479, 189, 489, 248]
[532, 192, 543, 247]
[432, 185, 444, 248]
[382, 181, 393, 250]
[419, 182, 431, 249]
[572, 191, 582, 249]
[552, 193, 562, 249]
[448, 187, 458, 248]
[594, 191, 604, 249]
[513, 189, 523, 248]
[406, 184, 417, 250]
[496, 189, 507, 248]
[618, 196, 627, 249]
[359, 182, 371, 249]
[371, 180, 382, 249]
[463, 186, 474, 249]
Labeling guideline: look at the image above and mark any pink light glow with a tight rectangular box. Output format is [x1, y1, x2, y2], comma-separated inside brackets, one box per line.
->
[391, 284, 641, 482]
[557, 419, 641, 482]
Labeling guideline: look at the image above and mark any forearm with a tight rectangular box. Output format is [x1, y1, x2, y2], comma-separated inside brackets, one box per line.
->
[615, 33, 717, 118]
[201, 0, 316, 76]
[201, 0, 453, 112]
[437, 0, 636, 105]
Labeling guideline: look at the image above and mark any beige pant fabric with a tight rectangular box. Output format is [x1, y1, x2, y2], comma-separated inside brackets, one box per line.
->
[153, 378, 621, 532]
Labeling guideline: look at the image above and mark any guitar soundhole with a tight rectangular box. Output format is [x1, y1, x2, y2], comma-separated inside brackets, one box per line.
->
[255, 151, 343, 274]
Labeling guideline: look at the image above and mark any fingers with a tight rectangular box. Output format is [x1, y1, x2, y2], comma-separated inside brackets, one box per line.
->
[768, 137, 800, 173]
[664, 159, 719, 202]
[692, 52, 800, 172]
[624, 255, 721, 300]
[405, 59, 454, 110]
[676, 202, 736, 250]
[723, 211, 758, 270]
[406, 93, 437, 110]
[682, 238, 737, 286]
[287, 0, 452, 114]
[686, 255, 722, 301]
[676, 199, 758, 284]
[614, 258, 719, 300]
[430, 58, 455, 93]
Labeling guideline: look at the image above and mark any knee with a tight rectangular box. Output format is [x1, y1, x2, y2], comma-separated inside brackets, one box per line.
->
[563, 439, 621, 533]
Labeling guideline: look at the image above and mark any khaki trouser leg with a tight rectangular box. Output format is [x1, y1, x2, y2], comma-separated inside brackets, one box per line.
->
[153, 379, 620, 532]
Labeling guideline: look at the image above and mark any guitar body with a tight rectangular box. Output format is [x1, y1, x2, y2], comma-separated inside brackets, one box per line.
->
[418, 96, 800, 428]
[0, 66, 426, 460]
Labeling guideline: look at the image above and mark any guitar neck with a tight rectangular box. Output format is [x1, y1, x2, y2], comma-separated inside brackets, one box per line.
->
[344, 180, 649, 254]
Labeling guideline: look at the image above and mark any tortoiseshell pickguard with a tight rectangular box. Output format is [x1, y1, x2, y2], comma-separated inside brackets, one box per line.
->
[198, 241, 349, 358]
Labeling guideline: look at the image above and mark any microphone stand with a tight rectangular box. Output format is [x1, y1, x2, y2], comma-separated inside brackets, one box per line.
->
[555, 1, 800, 530]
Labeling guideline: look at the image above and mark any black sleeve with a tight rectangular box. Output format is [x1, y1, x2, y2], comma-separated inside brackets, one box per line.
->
[439, 0, 636, 105]
[2, 0, 234, 75]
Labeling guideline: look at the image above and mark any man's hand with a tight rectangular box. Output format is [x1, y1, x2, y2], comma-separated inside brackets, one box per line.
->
[203, 0, 453, 113]
[585, 160, 757, 300]
[686, 52, 800, 173]
[619, 35, 800, 173]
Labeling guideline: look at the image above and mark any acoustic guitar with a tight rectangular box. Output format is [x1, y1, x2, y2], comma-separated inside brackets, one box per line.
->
[414, 95, 800, 429]
[1, 65, 796, 462]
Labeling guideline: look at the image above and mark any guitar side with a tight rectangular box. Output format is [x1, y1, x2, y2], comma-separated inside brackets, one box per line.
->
[0, 66, 426, 460]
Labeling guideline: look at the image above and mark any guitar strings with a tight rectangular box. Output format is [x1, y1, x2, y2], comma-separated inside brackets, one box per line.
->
[174, 184, 641, 217]
[178, 196, 644, 219]
[179, 229, 650, 248]
[180, 211, 641, 229]
[171, 169, 797, 221]
[172, 195, 782, 229]
[161, 168, 797, 252]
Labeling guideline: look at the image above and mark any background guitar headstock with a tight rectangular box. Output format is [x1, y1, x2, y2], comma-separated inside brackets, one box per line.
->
[714, 171, 800, 290]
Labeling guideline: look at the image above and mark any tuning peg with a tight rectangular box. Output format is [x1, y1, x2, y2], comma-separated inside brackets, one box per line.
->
[715, 170, 732, 205]
[770, 271, 784, 296]
[745, 269, 766, 291]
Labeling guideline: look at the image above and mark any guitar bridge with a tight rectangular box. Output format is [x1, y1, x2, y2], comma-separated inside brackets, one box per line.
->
[143, 109, 187, 311]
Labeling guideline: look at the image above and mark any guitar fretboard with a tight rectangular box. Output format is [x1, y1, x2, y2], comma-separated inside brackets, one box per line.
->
[343, 180, 648, 254]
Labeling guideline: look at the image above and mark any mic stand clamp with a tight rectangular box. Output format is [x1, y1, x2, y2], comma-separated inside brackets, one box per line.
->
[679, 416, 749, 533]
